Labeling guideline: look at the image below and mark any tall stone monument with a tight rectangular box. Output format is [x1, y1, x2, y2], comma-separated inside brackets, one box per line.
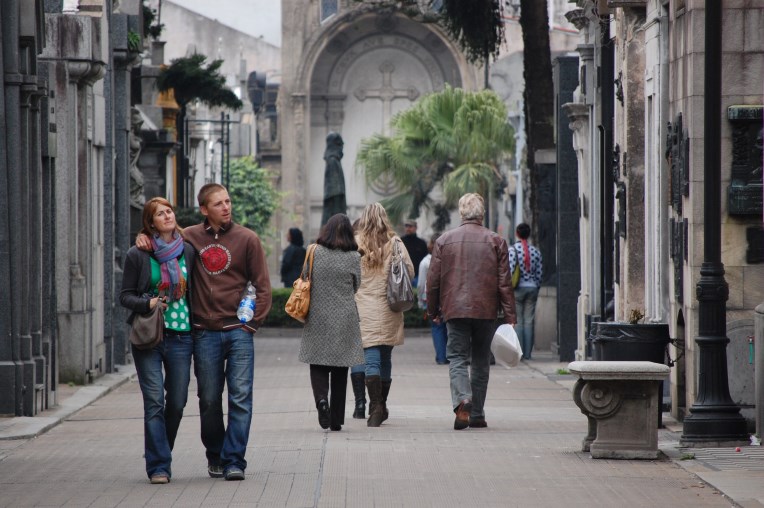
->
[321, 132, 347, 226]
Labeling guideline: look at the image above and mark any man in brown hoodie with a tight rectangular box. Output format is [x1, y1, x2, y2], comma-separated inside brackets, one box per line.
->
[137, 183, 272, 481]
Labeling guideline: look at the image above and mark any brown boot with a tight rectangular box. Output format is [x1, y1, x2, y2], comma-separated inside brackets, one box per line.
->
[366, 376, 384, 427]
[381, 379, 392, 422]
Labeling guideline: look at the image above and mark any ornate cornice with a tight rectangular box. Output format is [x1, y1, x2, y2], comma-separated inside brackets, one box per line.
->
[565, 9, 589, 31]
[66, 59, 106, 85]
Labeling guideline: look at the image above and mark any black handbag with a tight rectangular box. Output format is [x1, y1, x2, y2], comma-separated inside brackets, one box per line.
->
[386, 238, 415, 312]
[129, 290, 165, 350]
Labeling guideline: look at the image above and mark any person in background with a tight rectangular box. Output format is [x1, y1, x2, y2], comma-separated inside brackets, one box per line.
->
[508, 223, 543, 360]
[136, 183, 272, 482]
[120, 197, 195, 485]
[281, 227, 307, 288]
[427, 193, 516, 430]
[417, 234, 448, 365]
[355, 203, 414, 427]
[400, 219, 428, 287]
[298, 214, 364, 431]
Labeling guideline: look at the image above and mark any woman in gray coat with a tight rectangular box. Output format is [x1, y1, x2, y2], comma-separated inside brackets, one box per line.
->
[299, 213, 364, 431]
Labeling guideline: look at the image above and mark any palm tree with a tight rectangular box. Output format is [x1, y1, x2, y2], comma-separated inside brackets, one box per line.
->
[355, 85, 514, 232]
[156, 53, 243, 206]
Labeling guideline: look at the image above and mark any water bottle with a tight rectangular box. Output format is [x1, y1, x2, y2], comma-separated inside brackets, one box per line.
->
[237, 282, 256, 323]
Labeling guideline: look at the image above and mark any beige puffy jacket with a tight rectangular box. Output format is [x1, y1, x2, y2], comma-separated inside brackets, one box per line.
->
[355, 236, 415, 348]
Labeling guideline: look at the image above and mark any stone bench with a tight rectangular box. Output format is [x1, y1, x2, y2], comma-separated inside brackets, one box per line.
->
[568, 361, 670, 459]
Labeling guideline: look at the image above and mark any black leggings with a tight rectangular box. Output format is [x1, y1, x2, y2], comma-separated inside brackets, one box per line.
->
[309, 364, 349, 426]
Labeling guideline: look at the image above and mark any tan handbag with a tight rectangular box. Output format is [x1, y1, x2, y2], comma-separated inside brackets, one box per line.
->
[285, 244, 316, 323]
[129, 290, 166, 350]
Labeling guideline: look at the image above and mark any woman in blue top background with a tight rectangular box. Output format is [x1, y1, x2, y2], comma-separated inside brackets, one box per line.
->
[508, 223, 543, 360]
[120, 197, 195, 484]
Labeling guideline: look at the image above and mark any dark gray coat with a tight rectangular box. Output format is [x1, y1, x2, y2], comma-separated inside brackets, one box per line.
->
[299, 246, 364, 367]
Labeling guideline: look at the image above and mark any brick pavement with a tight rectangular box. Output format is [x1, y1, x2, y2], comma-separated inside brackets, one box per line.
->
[0, 328, 758, 507]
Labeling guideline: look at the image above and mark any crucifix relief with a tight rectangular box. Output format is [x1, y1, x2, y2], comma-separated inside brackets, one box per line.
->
[354, 61, 419, 136]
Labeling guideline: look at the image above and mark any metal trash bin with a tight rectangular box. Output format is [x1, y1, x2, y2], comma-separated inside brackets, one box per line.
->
[591, 322, 670, 364]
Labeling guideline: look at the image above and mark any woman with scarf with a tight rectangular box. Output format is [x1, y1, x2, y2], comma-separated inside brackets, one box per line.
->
[508, 223, 543, 360]
[120, 197, 195, 484]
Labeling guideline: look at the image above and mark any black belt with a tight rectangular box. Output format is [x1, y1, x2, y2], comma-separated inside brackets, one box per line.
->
[164, 329, 190, 337]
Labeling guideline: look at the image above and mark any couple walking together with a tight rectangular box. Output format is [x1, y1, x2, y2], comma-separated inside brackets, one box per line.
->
[120, 184, 272, 484]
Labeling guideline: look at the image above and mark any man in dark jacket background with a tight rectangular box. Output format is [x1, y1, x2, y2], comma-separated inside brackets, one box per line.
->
[426, 193, 516, 430]
[401, 219, 428, 287]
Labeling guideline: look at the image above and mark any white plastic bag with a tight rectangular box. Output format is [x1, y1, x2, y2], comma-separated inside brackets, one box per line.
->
[491, 324, 523, 368]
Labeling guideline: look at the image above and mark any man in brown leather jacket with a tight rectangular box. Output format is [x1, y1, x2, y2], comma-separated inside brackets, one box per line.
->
[426, 193, 516, 430]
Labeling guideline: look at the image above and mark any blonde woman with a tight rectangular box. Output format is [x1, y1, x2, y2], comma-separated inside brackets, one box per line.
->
[355, 203, 414, 427]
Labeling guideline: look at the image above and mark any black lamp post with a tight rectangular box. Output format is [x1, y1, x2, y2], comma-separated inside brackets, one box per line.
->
[680, 0, 748, 446]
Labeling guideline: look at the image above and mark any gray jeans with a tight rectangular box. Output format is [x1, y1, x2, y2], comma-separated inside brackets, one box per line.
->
[446, 318, 496, 419]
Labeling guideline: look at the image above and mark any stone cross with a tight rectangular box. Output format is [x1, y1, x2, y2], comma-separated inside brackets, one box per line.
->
[354, 61, 419, 135]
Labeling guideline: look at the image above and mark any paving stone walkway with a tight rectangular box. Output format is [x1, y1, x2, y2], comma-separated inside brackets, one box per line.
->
[0, 328, 758, 507]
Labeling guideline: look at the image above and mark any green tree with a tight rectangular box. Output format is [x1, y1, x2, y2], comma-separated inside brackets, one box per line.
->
[227, 157, 281, 239]
[355, 85, 514, 232]
[156, 53, 243, 206]
[438, 0, 505, 65]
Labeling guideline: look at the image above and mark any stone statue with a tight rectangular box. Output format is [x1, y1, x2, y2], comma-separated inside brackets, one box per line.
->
[321, 132, 347, 225]
[128, 107, 145, 207]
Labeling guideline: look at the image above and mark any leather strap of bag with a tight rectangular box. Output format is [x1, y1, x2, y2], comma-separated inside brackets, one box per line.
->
[155, 288, 166, 308]
[301, 244, 316, 281]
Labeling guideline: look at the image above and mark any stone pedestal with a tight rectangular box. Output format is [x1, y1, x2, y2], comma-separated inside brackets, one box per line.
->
[569, 360, 669, 459]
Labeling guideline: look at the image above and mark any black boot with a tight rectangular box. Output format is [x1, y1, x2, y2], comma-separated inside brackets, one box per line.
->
[366, 376, 384, 427]
[350, 372, 366, 419]
[381, 379, 392, 422]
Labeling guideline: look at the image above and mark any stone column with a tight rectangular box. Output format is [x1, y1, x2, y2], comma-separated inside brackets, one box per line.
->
[28, 83, 48, 414]
[554, 55, 581, 362]
[614, 8, 647, 320]
[291, 93, 309, 233]
[2, 0, 28, 416]
[564, 102, 591, 360]
[39, 10, 109, 385]
[111, 12, 142, 367]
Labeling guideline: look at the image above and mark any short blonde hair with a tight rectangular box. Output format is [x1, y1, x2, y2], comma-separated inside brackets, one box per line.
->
[197, 183, 227, 207]
[458, 193, 485, 221]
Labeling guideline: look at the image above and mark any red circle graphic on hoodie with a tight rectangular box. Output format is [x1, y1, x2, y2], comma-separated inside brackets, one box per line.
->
[199, 244, 231, 275]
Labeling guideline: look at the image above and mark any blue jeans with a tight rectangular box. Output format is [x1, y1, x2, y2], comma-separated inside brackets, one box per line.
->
[350, 364, 365, 375]
[193, 327, 254, 473]
[514, 286, 540, 359]
[431, 321, 448, 364]
[446, 318, 495, 419]
[132, 332, 193, 478]
[364, 345, 393, 380]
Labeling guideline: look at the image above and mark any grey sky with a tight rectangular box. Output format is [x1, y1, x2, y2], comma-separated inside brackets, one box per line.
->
[168, 0, 282, 47]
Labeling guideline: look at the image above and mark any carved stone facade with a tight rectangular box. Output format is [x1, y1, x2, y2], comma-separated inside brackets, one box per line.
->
[280, 2, 480, 242]
[567, 0, 764, 423]
[0, 0, 143, 415]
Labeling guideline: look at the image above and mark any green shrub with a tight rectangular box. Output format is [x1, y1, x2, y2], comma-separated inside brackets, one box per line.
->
[404, 305, 429, 328]
[263, 288, 303, 328]
[262, 288, 428, 328]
